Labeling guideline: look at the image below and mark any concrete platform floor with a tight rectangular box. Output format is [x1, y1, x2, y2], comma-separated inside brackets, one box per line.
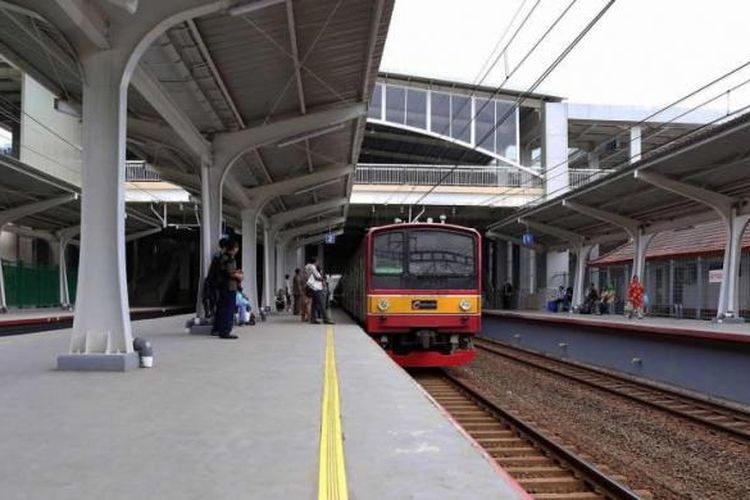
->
[486, 309, 750, 344]
[0, 311, 525, 500]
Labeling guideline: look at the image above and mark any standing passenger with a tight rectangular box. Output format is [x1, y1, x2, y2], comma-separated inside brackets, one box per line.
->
[284, 274, 292, 312]
[627, 275, 645, 320]
[502, 280, 514, 309]
[301, 261, 313, 322]
[213, 239, 244, 339]
[292, 268, 303, 315]
[306, 258, 332, 325]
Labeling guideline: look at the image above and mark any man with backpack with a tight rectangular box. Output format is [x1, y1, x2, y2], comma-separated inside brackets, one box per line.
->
[209, 239, 244, 339]
[203, 237, 228, 320]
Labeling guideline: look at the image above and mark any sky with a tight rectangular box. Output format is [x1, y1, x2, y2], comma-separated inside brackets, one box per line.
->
[380, 0, 750, 108]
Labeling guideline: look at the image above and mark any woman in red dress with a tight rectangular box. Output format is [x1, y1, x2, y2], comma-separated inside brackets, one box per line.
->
[627, 275, 645, 319]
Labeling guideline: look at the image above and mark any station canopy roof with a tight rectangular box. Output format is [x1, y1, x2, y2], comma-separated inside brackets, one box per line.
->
[591, 219, 750, 266]
[491, 112, 750, 249]
[0, 154, 164, 237]
[0, 0, 394, 238]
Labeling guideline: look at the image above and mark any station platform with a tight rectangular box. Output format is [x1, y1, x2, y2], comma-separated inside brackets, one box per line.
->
[486, 309, 750, 345]
[0, 306, 192, 336]
[483, 309, 750, 406]
[0, 311, 526, 500]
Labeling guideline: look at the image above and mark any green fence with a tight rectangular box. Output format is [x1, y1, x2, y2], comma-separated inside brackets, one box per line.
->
[1, 260, 78, 308]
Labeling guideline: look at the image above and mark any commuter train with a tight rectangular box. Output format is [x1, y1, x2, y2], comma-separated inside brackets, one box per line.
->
[340, 222, 481, 367]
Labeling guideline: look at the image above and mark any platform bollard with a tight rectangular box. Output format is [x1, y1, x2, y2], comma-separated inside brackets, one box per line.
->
[133, 337, 154, 368]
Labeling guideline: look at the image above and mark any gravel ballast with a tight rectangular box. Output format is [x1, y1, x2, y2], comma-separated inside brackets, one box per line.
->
[450, 350, 750, 499]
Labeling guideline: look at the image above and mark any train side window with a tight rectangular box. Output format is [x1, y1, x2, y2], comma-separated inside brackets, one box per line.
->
[373, 232, 404, 275]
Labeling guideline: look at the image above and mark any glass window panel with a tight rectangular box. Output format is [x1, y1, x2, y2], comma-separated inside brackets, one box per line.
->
[385, 85, 406, 124]
[474, 97, 495, 151]
[451, 95, 471, 143]
[495, 100, 518, 161]
[430, 92, 451, 136]
[408, 230, 476, 277]
[368, 83, 383, 119]
[406, 89, 427, 129]
[373, 232, 404, 275]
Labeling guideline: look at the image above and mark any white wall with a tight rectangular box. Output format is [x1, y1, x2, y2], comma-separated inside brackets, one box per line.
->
[547, 250, 570, 288]
[541, 102, 569, 198]
[20, 75, 82, 186]
[0, 231, 16, 261]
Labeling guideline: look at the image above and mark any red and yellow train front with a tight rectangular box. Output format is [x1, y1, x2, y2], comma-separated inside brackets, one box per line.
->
[365, 224, 481, 367]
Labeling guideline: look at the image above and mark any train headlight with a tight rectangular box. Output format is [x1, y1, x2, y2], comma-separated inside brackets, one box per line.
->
[459, 299, 472, 312]
[377, 298, 390, 312]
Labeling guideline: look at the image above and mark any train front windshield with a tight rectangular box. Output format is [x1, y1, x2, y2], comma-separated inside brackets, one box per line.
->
[372, 230, 477, 290]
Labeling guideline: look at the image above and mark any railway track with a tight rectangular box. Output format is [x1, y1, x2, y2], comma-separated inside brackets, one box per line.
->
[415, 371, 644, 500]
[475, 337, 750, 442]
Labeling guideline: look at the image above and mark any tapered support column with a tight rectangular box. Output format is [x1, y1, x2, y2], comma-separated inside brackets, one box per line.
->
[0, 255, 6, 313]
[717, 211, 750, 321]
[541, 102, 569, 198]
[58, 239, 71, 309]
[572, 244, 594, 310]
[629, 126, 642, 163]
[263, 224, 274, 310]
[296, 246, 304, 268]
[196, 159, 222, 319]
[241, 208, 259, 312]
[60, 52, 137, 371]
[633, 227, 654, 281]
[275, 240, 287, 293]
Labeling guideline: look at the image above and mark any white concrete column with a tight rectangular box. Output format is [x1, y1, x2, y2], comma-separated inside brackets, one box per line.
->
[506, 241, 514, 284]
[199, 159, 213, 277]
[296, 246, 304, 268]
[275, 240, 286, 292]
[196, 159, 226, 319]
[696, 256, 704, 319]
[587, 151, 599, 170]
[263, 224, 273, 310]
[0, 255, 6, 313]
[572, 244, 594, 310]
[547, 250, 570, 289]
[717, 211, 750, 319]
[68, 51, 132, 359]
[629, 126, 642, 163]
[528, 249, 536, 294]
[633, 227, 655, 281]
[241, 208, 259, 312]
[541, 102, 569, 198]
[58, 239, 71, 309]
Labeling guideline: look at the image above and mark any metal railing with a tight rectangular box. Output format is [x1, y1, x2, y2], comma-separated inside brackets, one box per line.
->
[569, 168, 617, 190]
[354, 163, 544, 188]
[125, 162, 161, 182]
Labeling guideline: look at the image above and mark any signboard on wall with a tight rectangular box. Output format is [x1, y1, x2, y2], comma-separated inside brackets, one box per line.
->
[708, 269, 723, 283]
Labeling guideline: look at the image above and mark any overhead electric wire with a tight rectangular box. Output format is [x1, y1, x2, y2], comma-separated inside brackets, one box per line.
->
[377, 0, 545, 214]
[471, 0, 533, 86]
[411, 0, 616, 208]
[482, 60, 750, 212]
